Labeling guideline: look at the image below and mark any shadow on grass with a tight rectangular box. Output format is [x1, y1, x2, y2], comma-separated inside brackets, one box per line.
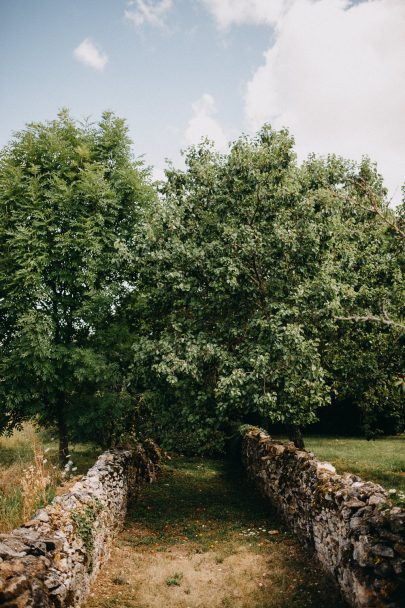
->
[125, 456, 281, 548]
[123, 456, 348, 608]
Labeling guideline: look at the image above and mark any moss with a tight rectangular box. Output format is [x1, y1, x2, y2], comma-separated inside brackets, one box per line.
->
[72, 500, 103, 556]
[239, 424, 262, 436]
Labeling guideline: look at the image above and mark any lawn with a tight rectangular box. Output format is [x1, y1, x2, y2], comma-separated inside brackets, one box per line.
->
[303, 435, 405, 493]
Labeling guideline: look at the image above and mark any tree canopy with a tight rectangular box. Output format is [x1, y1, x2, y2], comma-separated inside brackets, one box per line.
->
[0, 116, 403, 456]
[0, 110, 155, 463]
[130, 127, 404, 451]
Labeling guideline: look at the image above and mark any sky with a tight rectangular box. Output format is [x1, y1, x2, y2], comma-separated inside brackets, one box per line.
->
[0, 0, 404, 199]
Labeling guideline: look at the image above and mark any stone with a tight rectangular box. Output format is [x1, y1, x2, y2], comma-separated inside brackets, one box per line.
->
[36, 511, 50, 523]
[393, 542, 405, 557]
[0, 537, 30, 555]
[368, 494, 386, 506]
[241, 428, 404, 608]
[0, 542, 27, 560]
[0, 446, 158, 608]
[371, 544, 395, 558]
[353, 540, 371, 567]
[316, 462, 336, 474]
[345, 499, 366, 509]
[392, 560, 403, 575]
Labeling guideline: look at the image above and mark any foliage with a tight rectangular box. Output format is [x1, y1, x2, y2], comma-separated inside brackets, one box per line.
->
[165, 572, 183, 587]
[131, 126, 403, 449]
[71, 500, 102, 555]
[0, 113, 402, 455]
[0, 110, 155, 461]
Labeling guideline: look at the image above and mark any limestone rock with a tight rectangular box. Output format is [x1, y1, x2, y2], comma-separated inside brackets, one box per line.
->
[241, 428, 405, 608]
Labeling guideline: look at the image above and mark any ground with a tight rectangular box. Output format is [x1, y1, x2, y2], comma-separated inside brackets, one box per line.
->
[83, 457, 348, 608]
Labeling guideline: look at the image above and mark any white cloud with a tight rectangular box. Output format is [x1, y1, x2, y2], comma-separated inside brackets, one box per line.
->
[200, 0, 289, 28]
[244, 0, 405, 199]
[73, 38, 108, 71]
[184, 94, 228, 151]
[202, 0, 405, 199]
[125, 0, 172, 28]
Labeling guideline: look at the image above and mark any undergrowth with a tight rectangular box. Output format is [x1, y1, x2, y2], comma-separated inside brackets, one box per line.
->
[0, 424, 99, 532]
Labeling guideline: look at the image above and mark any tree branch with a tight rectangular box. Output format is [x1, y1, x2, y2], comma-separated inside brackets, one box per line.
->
[335, 314, 405, 332]
[350, 178, 405, 239]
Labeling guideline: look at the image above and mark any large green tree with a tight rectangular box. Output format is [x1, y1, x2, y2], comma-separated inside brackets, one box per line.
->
[0, 111, 155, 464]
[131, 127, 403, 450]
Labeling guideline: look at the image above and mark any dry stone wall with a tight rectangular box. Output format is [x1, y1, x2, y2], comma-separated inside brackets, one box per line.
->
[242, 428, 405, 608]
[0, 445, 157, 607]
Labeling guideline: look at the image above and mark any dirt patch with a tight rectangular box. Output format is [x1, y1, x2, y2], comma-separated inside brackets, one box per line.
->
[83, 458, 348, 608]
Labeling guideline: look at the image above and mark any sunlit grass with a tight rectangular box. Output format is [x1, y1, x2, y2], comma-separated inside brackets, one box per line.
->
[303, 435, 405, 492]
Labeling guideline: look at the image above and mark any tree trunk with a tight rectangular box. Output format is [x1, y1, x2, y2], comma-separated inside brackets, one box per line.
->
[285, 424, 305, 449]
[259, 415, 270, 433]
[57, 406, 69, 468]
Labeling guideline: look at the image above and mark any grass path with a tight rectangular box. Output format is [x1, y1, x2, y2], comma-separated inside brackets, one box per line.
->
[84, 457, 347, 608]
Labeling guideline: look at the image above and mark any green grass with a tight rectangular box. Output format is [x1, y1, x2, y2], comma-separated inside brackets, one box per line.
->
[165, 572, 183, 586]
[303, 435, 405, 493]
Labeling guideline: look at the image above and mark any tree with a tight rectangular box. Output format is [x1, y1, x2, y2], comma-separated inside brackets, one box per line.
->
[131, 127, 403, 450]
[0, 110, 155, 465]
[319, 165, 404, 438]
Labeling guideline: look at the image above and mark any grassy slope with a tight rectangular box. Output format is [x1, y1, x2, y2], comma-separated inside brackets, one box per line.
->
[304, 435, 405, 493]
[84, 457, 348, 608]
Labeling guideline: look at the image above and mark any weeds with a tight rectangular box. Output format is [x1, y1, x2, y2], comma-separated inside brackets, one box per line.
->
[165, 572, 183, 586]
[21, 434, 58, 520]
[0, 426, 58, 530]
[0, 424, 98, 532]
[71, 501, 103, 555]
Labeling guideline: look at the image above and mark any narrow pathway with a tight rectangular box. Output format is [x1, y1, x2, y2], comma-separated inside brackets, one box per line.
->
[84, 458, 347, 608]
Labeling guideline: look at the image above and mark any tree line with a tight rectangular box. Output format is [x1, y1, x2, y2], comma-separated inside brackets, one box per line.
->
[0, 111, 403, 463]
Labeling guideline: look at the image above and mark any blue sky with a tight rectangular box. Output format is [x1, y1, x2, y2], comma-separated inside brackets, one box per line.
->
[1, 1, 404, 196]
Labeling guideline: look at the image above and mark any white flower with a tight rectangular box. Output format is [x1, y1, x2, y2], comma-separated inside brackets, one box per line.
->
[42, 458, 48, 464]
[388, 489, 397, 495]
